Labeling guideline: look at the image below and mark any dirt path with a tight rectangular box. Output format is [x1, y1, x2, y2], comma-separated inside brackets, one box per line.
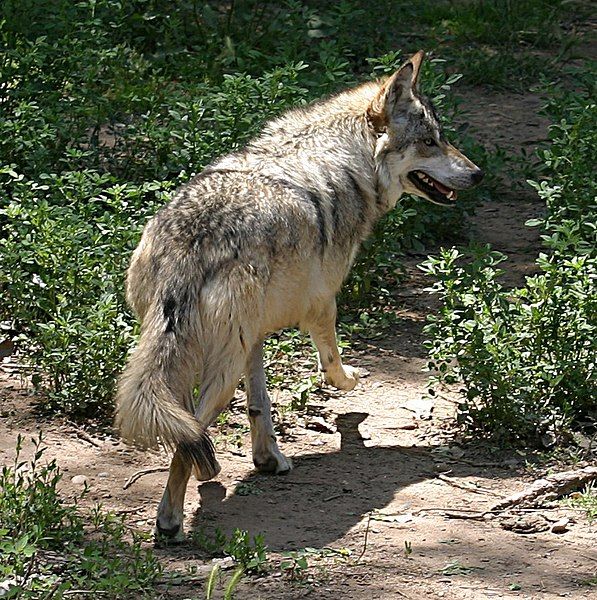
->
[1, 88, 595, 599]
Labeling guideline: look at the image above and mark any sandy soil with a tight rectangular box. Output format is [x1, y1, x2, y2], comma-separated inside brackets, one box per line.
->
[1, 89, 595, 599]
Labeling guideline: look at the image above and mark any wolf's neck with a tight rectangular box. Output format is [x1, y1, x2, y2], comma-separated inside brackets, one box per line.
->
[212, 115, 397, 248]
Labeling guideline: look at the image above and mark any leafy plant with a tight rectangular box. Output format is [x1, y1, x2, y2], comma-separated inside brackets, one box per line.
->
[423, 75, 596, 445]
[280, 551, 310, 581]
[565, 483, 597, 522]
[192, 527, 268, 573]
[0, 434, 162, 597]
[1, 1, 586, 436]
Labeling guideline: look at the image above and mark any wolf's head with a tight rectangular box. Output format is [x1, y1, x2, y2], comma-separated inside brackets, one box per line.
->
[367, 51, 483, 207]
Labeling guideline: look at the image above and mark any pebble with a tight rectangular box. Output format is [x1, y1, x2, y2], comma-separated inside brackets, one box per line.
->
[71, 475, 88, 485]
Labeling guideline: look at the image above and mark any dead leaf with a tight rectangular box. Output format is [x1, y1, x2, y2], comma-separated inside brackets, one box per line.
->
[550, 517, 570, 534]
[0, 339, 14, 358]
[305, 416, 336, 434]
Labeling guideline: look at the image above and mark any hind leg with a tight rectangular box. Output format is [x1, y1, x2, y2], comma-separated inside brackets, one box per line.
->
[155, 448, 192, 542]
[308, 298, 359, 391]
[156, 353, 244, 541]
[246, 341, 292, 474]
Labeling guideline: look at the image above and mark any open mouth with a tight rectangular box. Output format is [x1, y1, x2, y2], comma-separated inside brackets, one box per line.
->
[407, 170, 457, 206]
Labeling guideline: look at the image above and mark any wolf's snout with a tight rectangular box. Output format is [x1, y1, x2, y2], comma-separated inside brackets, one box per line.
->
[471, 168, 484, 185]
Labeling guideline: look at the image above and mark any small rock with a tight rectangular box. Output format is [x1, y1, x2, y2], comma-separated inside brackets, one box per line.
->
[501, 514, 550, 534]
[97, 472, 109, 478]
[551, 517, 570, 534]
[212, 556, 235, 570]
[71, 475, 88, 485]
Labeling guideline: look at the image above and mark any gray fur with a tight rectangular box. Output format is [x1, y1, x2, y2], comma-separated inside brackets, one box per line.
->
[115, 51, 483, 540]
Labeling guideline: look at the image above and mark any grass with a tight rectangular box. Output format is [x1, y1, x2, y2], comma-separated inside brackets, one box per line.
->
[0, 434, 275, 597]
[565, 483, 597, 522]
[0, 434, 163, 598]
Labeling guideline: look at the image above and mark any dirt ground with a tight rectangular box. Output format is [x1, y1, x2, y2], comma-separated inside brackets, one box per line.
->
[1, 89, 595, 599]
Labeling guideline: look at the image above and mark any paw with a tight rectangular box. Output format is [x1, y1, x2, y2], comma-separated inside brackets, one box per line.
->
[324, 365, 360, 391]
[155, 520, 186, 545]
[253, 447, 292, 475]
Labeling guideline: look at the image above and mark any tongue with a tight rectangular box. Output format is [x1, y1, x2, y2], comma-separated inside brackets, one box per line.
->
[432, 179, 452, 195]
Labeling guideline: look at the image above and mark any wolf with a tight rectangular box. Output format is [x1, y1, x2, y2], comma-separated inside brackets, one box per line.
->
[115, 50, 483, 541]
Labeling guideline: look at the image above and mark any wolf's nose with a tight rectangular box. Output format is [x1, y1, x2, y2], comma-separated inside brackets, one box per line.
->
[472, 168, 484, 185]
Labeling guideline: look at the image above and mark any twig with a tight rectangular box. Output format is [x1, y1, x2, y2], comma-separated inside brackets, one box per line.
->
[123, 467, 169, 489]
[115, 505, 147, 514]
[323, 493, 344, 502]
[491, 466, 597, 511]
[42, 578, 64, 600]
[579, 554, 597, 563]
[75, 430, 102, 448]
[459, 459, 519, 469]
[62, 592, 110, 596]
[159, 575, 210, 586]
[66, 421, 103, 447]
[356, 512, 372, 563]
[443, 511, 488, 520]
[437, 473, 498, 495]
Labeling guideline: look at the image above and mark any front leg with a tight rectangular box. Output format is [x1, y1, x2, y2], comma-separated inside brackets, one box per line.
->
[309, 299, 359, 391]
[245, 341, 292, 474]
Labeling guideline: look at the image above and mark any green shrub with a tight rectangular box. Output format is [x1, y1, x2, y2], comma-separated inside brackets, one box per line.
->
[0, 171, 171, 416]
[0, 434, 162, 597]
[423, 77, 596, 444]
[423, 245, 595, 442]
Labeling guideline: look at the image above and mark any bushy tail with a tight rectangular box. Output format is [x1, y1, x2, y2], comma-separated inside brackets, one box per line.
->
[115, 308, 217, 477]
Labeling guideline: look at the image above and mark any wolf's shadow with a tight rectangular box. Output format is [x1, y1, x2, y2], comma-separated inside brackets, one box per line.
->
[190, 412, 496, 550]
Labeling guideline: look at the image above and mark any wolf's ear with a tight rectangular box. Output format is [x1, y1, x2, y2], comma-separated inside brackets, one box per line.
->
[367, 50, 425, 132]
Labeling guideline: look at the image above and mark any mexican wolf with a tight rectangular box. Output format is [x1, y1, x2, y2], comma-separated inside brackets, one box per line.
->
[115, 51, 483, 540]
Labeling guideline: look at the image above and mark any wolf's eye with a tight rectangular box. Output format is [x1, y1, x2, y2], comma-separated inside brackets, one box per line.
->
[423, 138, 436, 147]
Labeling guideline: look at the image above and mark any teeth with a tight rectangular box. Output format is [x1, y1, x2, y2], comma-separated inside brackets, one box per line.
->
[414, 171, 456, 201]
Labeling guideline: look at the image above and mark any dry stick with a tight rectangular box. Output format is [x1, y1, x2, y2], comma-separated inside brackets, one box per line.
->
[62, 592, 110, 596]
[491, 466, 597, 511]
[123, 466, 169, 490]
[459, 459, 519, 469]
[74, 430, 102, 448]
[443, 511, 488, 520]
[392, 590, 412, 599]
[323, 493, 344, 502]
[415, 505, 590, 521]
[66, 421, 103, 448]
[115, 505, 147, 515]
[579, 554, 597, 563]
[356, 512, 372, 563]
[437, 473, 498, 495]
